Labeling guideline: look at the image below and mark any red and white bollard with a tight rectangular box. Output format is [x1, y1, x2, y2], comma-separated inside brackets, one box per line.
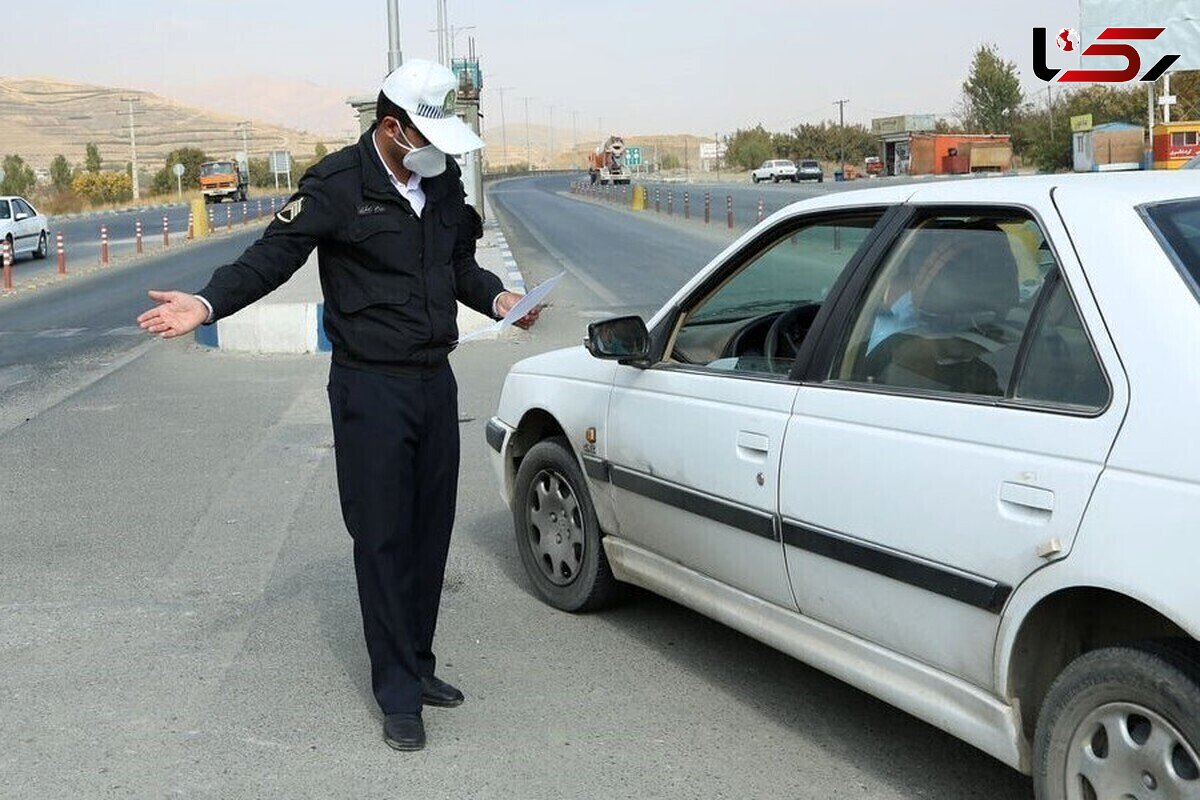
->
[704, 192, 711, 225]
[2, 239, 12, 292]
[684, 191, 690, 220]
[756, 198, 765, 224]
[162, 215, 170, 249]
[100, 225, 109, 266]
[207, 207, 214, 228]
[727, 195, 734, 229]
[187, 212, 195, 240]
[56, 232, 65, 275]
[226, 205, 232, 232]
[257, 199, 263, 219]
[667, 190, 674, 216]
[655, 188, 661, 213]
[270, 197, 277, 213]
[135, 219, 144, 255]
[242, 202, 248, 226]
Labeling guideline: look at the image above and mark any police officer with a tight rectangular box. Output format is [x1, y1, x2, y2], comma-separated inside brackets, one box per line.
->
[136, 60, 538, 752]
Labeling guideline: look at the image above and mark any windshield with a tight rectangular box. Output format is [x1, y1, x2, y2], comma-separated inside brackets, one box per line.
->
[800, 160, 819, 168]
[200, 162, 235, 177]
[1144, 198, 1200, 300]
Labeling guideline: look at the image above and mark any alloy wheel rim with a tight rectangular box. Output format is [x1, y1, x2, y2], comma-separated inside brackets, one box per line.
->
[1065, 701, 1200, 799]
[525, 468, 585, 587]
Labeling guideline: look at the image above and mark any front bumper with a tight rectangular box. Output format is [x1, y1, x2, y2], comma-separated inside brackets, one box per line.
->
[485, 417, 515, 507]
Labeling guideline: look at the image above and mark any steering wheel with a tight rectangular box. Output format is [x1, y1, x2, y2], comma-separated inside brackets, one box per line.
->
[764, 303, 820, 374]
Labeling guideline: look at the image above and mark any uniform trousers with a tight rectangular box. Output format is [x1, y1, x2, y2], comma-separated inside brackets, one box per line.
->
[326, 360, 460, 714]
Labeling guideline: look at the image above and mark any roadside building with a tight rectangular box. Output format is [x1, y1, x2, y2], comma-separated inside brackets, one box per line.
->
[1152, 120, 1200, 169]
[1073, 122, 1145, 172]
[871, 115, 1012, 176]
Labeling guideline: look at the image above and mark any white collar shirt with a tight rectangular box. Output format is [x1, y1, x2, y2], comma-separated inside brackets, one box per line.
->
[373, 135, 426, 217]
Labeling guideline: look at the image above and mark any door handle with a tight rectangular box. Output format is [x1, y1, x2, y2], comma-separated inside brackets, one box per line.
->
[736, 431, 770, 459]
[999, 482, 1055, 513]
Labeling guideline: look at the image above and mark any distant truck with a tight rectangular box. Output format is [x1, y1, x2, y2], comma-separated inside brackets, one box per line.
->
[588, 136, 631, 185]
[200, 160, 248, 204]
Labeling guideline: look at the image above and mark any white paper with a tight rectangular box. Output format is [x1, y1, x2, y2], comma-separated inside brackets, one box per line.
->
[455, 272, 564, 344]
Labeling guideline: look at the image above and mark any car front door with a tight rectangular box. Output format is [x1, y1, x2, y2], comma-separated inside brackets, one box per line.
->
[13, 199, 37, 254]
[0, 200, 13, 254]
[604, 210, 888, 608]
[778, 203, 1127, 688]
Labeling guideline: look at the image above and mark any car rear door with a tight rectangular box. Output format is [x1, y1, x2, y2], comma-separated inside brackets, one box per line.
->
[604, 209, 891, 609]
[778, 200, 1128, 688]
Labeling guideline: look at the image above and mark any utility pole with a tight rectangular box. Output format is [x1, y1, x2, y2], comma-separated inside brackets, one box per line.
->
[118, 96, 144, 200]
[547, 104, 555, 168]
[236, 121, 251, 158]
[524, 96, 533, 170]
[386, 0, 403, 72]
[435, 0, 445, 64]
[715, 132, 721, 181]
[833, 98, 849, 179]
[494, 86, 513, 169]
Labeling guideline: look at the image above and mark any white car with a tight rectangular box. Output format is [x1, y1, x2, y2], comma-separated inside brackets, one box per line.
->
[488, 172, 1200, 798]
[0, 196, 49, 261]
[751, 159, 798, 183]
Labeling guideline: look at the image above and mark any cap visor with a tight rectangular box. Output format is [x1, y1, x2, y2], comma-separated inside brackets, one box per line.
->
[412, 114, 484, 155]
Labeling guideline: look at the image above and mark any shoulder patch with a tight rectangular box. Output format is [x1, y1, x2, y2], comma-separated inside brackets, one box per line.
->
[276, 197, 304, 224]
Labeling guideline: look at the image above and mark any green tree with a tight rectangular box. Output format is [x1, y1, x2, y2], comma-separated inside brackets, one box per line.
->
[0, 155, 37, 196]
[248, 157, 274, 188]
[314, 142, 328, 159]
[961, 44, 1023, 133]
[725, 125, 774, 170]
[50, 154, 73, 191]
[72, 170, 133, 205]
[150, 147, 209, 195]
[85, 143, 102, 173]
[659, 152, 681, 170]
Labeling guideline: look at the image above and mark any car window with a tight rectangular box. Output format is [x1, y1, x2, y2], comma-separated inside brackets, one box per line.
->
[1144, 199, 1200, 301]
[834, 211, 1059, 399]
[669, 213, 884, 377]
[1013, 277, 1108, 409]
[14, 199, 33, 216]
[0, 201, 10, 220]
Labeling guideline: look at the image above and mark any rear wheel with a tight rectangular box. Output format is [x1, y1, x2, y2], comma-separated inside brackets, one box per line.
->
[1034, 643, 1200, 800]
[512, 437, 619, 612]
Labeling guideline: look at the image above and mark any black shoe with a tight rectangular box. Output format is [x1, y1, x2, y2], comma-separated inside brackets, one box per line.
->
[420, 675, 464, 708]
[383, 712, 425, 751]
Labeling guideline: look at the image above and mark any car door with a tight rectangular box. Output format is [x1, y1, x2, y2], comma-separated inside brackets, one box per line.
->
[605, 209, 889, 609]
[13, 199, 37, 254]
[778, 203, 1127, 688]
[0, 200, 13, 253]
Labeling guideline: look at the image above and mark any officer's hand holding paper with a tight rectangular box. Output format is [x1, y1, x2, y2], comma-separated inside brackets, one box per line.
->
[459, 272, 563, 343]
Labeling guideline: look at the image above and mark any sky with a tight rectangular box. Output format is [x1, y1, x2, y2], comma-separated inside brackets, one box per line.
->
[6, 0, 1086, 136]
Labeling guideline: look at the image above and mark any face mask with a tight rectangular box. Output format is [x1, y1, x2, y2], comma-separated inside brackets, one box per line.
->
[391, 125, 447, 178]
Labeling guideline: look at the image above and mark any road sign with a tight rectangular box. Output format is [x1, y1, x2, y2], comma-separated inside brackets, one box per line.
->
[172, 163, 186, 177]
[269, 150, 292, 174]
[626, 146, 642, 167]
[1070, 114, 1094, 133]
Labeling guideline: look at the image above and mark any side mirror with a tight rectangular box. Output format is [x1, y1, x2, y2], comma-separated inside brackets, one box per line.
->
[585, 315, 651, 367]
[14, 212, 28, 221]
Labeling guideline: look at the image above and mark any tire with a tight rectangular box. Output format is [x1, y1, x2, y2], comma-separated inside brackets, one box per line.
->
[33, 231, 47, 259]
[1033, 642, 1200, 800]
[512, 437, 619, 612]
[751, 176, 759, 184]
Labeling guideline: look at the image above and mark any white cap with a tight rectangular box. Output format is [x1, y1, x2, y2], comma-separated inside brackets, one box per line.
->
[380, 59, 484, 155]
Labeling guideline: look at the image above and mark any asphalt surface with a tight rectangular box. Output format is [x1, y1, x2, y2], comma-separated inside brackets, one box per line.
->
[6, 195, 288, 289]
[0, 176, 1035, 798]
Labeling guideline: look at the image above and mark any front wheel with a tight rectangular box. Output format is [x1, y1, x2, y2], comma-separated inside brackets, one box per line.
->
[1034, 643, 1200, 800]
[512, 437, 619, 612]
[33, 231, 48, 259]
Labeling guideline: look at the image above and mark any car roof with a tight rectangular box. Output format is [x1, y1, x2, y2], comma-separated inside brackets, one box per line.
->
[780, 171, 1200, 215]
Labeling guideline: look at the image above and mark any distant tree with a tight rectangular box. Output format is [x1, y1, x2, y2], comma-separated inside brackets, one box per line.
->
[85, 143, 103, 173]
[660, 153, 681, 170]
[725, 125, 774, 170]
[1, 155, 37, 196]
[961, 44, 1023, 133]
[73, 170, 133, 205]
[314, 142, 328, 159]
[248, 157, 274, 188]
[934, 118, 965, 134]
[151, 147, 209, 195]
[49, 154, 73, 192]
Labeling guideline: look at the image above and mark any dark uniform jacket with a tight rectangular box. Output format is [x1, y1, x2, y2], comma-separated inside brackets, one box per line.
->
[198, 126, 504, 375]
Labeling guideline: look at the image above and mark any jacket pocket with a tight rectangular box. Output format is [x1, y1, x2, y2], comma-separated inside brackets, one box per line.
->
[347, 215, 407, 242]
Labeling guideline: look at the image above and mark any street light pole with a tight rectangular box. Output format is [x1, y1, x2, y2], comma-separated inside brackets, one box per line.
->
[547, 104, 555, 168]
[523, 96, 533, 170]
[834, 98, 849, 179]
[386, 0, 403, 72]
[119, 97, 143, 200]
[494, 86, 513, 169]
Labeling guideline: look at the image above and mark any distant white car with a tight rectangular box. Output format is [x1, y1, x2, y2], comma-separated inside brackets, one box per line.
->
[0, 196, 49, 261]
[489, 172, 1200, 798]
[751, 159, 797, 183]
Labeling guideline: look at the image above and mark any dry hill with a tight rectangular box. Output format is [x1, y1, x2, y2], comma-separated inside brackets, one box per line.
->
[0, 77, 349, 172]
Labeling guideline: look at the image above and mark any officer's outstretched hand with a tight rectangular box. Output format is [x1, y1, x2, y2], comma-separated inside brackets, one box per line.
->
[137, 290, 208, 339]
[496, 291, 541, 330]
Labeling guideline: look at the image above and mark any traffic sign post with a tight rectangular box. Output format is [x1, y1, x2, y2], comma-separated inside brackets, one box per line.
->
[173, 163, 185, 197]
[626, 146, 642, 173]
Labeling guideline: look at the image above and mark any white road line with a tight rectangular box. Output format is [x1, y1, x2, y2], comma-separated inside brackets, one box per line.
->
[35, 328, 89, 338]
[104, 326, 144, 337]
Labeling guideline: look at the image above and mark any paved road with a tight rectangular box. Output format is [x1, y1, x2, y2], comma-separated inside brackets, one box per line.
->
[0, 176, 1035, 798]
[6, 194, 288, 289]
